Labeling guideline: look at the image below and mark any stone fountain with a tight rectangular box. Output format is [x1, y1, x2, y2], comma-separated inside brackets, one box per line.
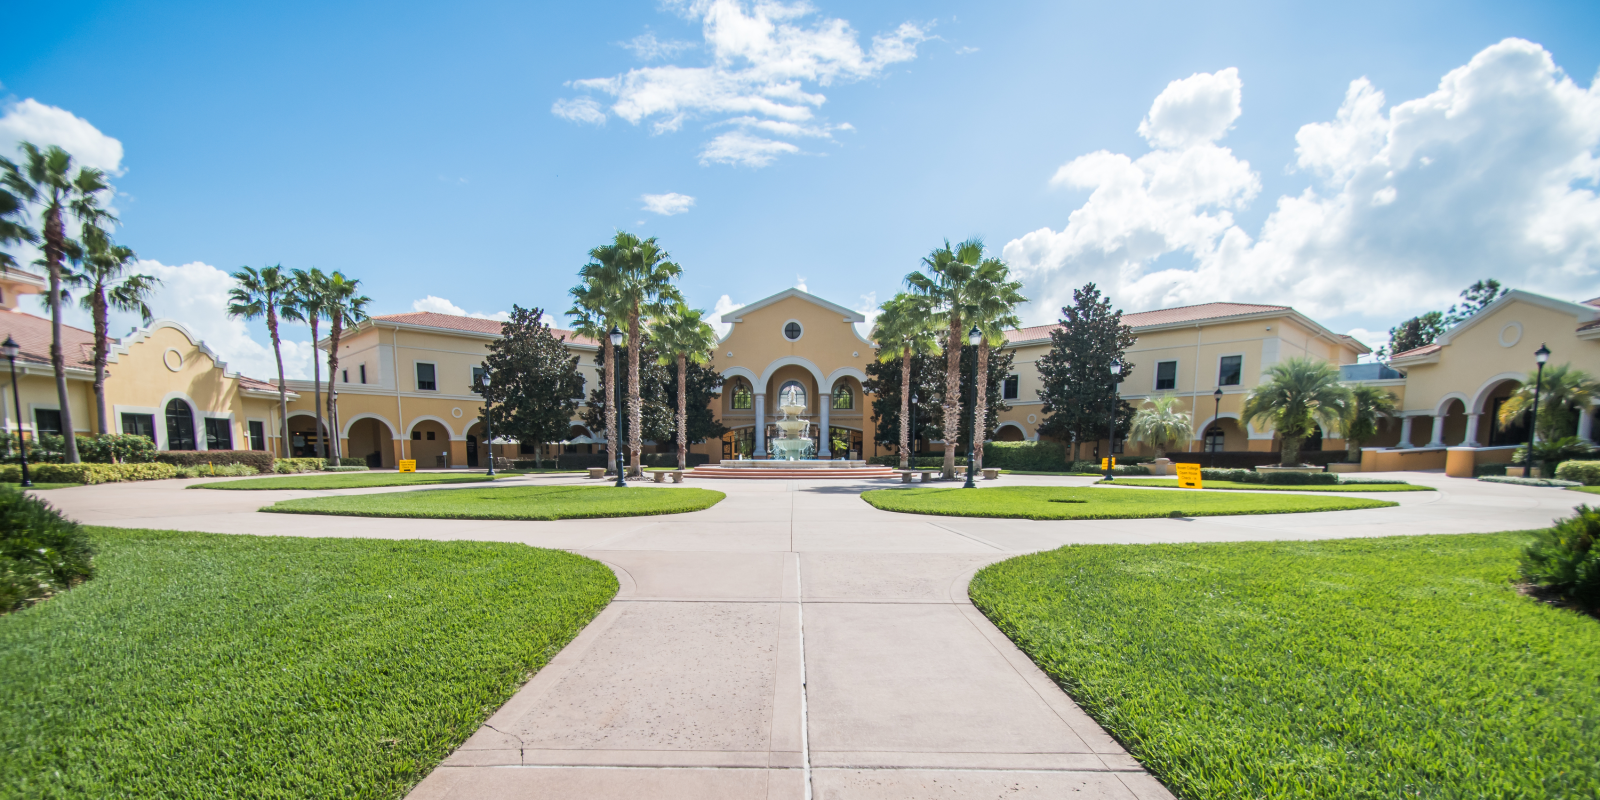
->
[769, 384, 816, 460]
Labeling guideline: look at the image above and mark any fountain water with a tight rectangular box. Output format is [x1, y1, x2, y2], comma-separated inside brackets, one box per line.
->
[769, 383, 815, 460]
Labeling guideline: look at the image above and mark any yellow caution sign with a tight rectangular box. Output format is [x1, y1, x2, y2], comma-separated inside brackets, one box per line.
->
[398, 459, 416, 473]
[1176, 462, 1203, 489]
[1100, 457, 1117, 470]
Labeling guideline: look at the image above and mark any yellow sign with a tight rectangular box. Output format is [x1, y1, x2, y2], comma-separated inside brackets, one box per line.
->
[1100, 457, 1117, 470]
[1176, 462, 1203, 489]
[398, 459, 416, 473]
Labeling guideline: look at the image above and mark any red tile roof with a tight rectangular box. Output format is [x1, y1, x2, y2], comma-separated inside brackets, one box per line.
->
[1388, 343, 1442, 359]
[1584, 296, 1600, 308]
[1005, 302, 1292, 342]
[371, 311, 597, 345]
[0, 310, 95, 368]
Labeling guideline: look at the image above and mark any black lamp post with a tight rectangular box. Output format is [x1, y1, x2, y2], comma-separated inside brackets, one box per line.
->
[1524, 343, 1550, 478]
[910, 391, 919, 465]
[1211, 387, 1223, 469]
[1104, 361, 1121, 482]
[2, 336, 31, 488]
[610, 326, 627, 488]
[964, 325, 981, 489]
[480, 366, 495, 477]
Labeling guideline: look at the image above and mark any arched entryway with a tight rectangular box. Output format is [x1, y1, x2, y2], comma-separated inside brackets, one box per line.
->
[407, 419, 452, 468]
[1480, 379, 1527, 445]
[1201, 417, 1245, 451]
[346, 416, 396, 468]
[287, 412, 333, 458]
[993, 423, 1027, 442]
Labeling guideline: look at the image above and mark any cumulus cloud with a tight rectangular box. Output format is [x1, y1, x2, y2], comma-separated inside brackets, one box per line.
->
[853, 290, 882, 337]
[623, 32, 697, 60]
[412, 295, 512, 322]
[554, 0, 927, 167]
[711, 293, 744, 338]
[642, 192, 696, 215]
[0, 98, 125, 175]
[1003, 39, 1600, 335]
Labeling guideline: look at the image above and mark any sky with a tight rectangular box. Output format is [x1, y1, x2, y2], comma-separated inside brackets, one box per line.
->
[2, 0, 1598, 379]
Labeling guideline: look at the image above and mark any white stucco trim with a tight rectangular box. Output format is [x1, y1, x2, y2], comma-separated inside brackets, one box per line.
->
[341, 412, 398, 439]
[757, 356, 828, 395]
[155, 392, 203, 450]
[823, 366, 868, 391]
[1469, 372, 1527, 414]
[405, 414, 456, 438]
[1192, 412, 1242, 439]
[993, 421, 1028, 440]
[1434, 392, 1471, 416]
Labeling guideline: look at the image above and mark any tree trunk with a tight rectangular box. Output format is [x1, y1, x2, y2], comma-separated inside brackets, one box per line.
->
[1280, 436, 1302, 468]
[898, 346, 912, 470]
[677, 353, 688, 470]
[941, 317, 962, 479]
[311, 318, 324, 459]
[326, 317, 342, 463]
[1346, 441, 1361, 465]
[974, 340, 989, 470]
[627, 306, 643, 477]
[601, 339, 617, 475]
[269, 310, 289, 458]
[92, 289, 109, 435]
[43, 205, 79, 463]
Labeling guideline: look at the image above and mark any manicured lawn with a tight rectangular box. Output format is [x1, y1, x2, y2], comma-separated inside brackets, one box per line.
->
[1569, 486, 1600, 494]
[1109, 477, 1433, 492]
[3, 482, 82, 490]
[860, 485, 1393, 519]
[192, 472, 498, 490]
[0, 526, 616, 799]
[969, 533, 1600, 799]
[264, 484, 725, 520]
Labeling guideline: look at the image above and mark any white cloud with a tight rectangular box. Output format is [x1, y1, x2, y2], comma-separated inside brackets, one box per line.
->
[623, 32, 697, 61]
[0, 98, 125, 175]
[1004, 39, 1600, 334]
[642, 192, 696, 215]
[794, 274, 808, 292]
[710, 293, 744, 338]
[554, 0, 927, 167]
[853, 290, 881, 337]
[412, 295, 511, 322]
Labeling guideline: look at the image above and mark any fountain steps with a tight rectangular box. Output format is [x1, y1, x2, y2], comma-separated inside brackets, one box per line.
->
[688, 465, 899, 480]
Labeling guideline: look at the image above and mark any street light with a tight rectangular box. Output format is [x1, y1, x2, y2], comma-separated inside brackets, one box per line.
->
[1104, 361, 1122, 482]
[1, 336, 30, 488]
[964, 325, 981, 489]
[479, 366, 495, 477]
[610, 326, 626, 488]
[1211, 387, 1223, 469]
[1524, 343, 1550, 478]
[909, 390, 919, 468]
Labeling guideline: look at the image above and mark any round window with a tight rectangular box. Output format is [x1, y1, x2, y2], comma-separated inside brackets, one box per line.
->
[783, 321, 802, 341]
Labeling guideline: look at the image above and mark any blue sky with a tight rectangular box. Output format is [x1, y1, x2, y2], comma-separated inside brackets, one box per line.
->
[3, 0, 1598, 378]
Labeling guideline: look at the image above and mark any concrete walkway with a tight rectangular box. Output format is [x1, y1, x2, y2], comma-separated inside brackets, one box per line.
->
[44, 472, 1583, 800]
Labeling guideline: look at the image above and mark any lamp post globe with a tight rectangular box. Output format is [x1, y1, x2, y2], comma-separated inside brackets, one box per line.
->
[1212, 387, 1223, 469]
[964, 326, 981, 488]
[609, 327, 626, 487]
[1524, 343, 1550, 478]
[2, 336, 29, 488]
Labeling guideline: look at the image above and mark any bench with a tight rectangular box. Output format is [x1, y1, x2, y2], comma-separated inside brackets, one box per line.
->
[982, 468, 1000, 480]
[670, 470, 685, 483]
[898, 470, 915, 483]
[919, 470, 938, 483]
[587, 467, 607, 480]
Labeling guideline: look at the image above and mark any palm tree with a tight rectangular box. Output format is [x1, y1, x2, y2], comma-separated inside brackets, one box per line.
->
[652, 303, 719, 470]
[322, 271, 370, 464]
[228, 265, 294, 456]
[74, 224, 159, 434]
[568, 284, 627, 474]
[961, 258, 1025, 470]
[283, 268, 330, 458]
[0, 176, 38, 269]
[1242, 356, 1351, 467]
[1497, 363, 1600, 443]
[872, 293, 940, 470]
[1340, 385, 1398, 462]
[3, 144, 114, 463]
[906, 238, 987, 479]
[1128, 395, 1195, 457]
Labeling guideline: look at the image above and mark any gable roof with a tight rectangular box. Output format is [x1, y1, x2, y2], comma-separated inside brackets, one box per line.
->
[0, 310, 95, 369]
[1432, 289, 1600, 348]
[1005, 302, 1299, 344]
[367, 311, 596, 346]
[719, 288, 866, 323]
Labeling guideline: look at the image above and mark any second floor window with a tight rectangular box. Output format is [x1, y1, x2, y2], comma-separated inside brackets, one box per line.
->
[1219, 355, 1243, 387]
[416, 363, 437, 391]
[472, 366, 486, 393]
[1155, 361, 1177, 391]
[1002, 374, 1019, 400]
[731, 380, 753, 409]
[359, 364, 367, 384]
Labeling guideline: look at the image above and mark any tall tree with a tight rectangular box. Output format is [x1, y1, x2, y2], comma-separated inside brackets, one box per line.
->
[1444, 279, 1511, 326]
[227, 265, 294, 456]
[1242, 356, 1351, 467]
[322, 271, 369, 463]
[1341, 385, 1398, 462]
[1496, 363, 1600, 443]
[74, 224, 159, 434]
[1036, 283, 1138, 462]
[284, 268, 329, 458]
[0, 174, 38, 269]
[1378, 278, 1510, 357]
[864, 351, 942, 454]
[582, 338, 724, 461]
[1127, 395, 1194, 457]
[652, 303, 719, 470]
[4, 144, 114, 463]
[906, 238, 986, 479]
[482, 306, 584, 469]
[871, 293, 940, 469]
[569, 281, 627, 473]
[960, 258, 1025, 470]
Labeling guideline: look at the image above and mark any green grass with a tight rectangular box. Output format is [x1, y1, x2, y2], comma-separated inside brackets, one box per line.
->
[969, 533, 1600, 799]
[860, 485, 1393, 519]
[2, 482, 81, 490]
[264, 484, 726, 520]
[1568, 485, 1600, 494]
[192, 472, 499, 490]
[0, 526, 616, 799]
[1107, 477, 1433, 492]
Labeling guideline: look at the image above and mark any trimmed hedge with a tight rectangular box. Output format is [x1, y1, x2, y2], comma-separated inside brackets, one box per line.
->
[322, 465, 370, 472]
[1554, 461, 1600, 486]
[155, 450, 274, 474]
[336, 457, 366, 467]
[1475, 463, 1511, 477]
[0, 462, 181, 485]
[1480, 475, 1581, 488]
[555, 452, 710, 469]
[0, 485, 93, 612]
[1520, 504, 1600, 609]
[76, 434, 159, 464]
[1169, 450, 1353, 469]
[982, 441, 1067, 471]
[275, 458, 326, 474]
[1200, 468, 1339, 485]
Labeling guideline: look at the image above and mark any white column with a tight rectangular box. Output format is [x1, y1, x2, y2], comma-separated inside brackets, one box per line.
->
[753, 393, 766, 457]
[1399, 416, 1414, 448]
[818, 386, 831, 458]
[1427, 415, 1446, 448]
[1580, 406, 1595, 442]
[1463, 413, 1481, 447]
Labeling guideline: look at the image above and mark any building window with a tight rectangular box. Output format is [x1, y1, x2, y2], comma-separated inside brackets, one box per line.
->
[33, 408, 62, 435]
[248, 420, 266, 451]
[1155, 360, 1178, 391]
[122, 412, 156, 441]
[342, 369, 349, 383]
[731, 380, 753, 409]
[359, 364, 367, 384]
[832, 384, 852, 409]
[411, 431, 422, 440]
[519, 441, 539, 455]
[204, 418, 233, 450]
[1002, 374, 1019, 400]
[165, 399, 196, 450]
[1111, 437, 1124, 455]
[472, 366, 487, 393]
[1218, 355, 1243, 387]
[778, 380, 806, 408]
[427, 431, 436, 440]
[783, 321, 802, 341]
[416, 362, 437, 391]
[1204, 425, 1225, 452]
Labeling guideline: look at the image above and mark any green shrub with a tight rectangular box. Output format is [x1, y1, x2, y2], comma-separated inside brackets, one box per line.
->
[1475, 463, 1510, 477]
[322, 465, 370, 472]
[1337, 478, 1410, 485]
[981, 441, 1068, 471]
[155, 449, 274, 473]
[1480, 475, 1581, 488]
[1514, 436, 1597, 475]
[336, 457, 366, 467]
[274, 458, 326, 474]
[75, 434, 158, 464]
[1520, 505, 1600, 609]
[172, 464, 258, 479]
[1199, 468, 1338, 485]
[0, 462, 181, 485]
[1554, 461, 1600, 486]
[0, 485, 93, 612]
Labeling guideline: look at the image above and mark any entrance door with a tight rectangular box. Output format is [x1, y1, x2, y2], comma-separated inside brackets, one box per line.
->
[466, 435, 479, 467]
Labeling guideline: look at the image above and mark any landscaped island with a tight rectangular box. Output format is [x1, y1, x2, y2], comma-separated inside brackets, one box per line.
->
[969, 532, 1599, 798]
[0, 527, 617, 798]
[860, 485, 1394, 520]
[1107, 478, 1434, 493]
[264, 484, 725, 520]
